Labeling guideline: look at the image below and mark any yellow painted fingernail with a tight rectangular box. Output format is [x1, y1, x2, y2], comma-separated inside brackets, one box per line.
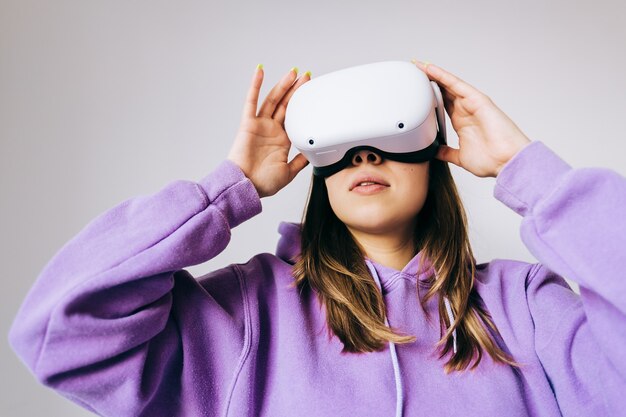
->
[257, 63, 263, 70]
[304, 70, 312, 77]
[411, 59, 429, 68]
[290, 66, 299, 74]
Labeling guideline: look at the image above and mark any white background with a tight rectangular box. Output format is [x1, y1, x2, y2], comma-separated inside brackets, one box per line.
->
[1, 0, 625, 415]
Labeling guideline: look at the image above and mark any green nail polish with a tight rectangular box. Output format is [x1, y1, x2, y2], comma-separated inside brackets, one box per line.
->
[257, 63, 263, 70]
[290, 66, 299, 74]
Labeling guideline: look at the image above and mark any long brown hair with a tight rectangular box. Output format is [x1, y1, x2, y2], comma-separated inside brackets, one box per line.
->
[291, 158, 520, 373]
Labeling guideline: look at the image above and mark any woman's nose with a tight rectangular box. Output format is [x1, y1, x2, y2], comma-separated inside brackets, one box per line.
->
[351, 149, 382, 166]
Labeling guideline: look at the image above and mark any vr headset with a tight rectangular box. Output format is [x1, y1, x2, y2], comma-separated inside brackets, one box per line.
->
[284, 60, 447, 177]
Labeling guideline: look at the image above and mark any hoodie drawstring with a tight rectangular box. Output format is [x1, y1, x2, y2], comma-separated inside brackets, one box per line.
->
[365, 260, 403, 417]
[443, 297, 458, 354]
[365, 260, 459, 417]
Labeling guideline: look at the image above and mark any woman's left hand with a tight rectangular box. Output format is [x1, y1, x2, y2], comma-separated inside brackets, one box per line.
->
[412, 60, 532, 178]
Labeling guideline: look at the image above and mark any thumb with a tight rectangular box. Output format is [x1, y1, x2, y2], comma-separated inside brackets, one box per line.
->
[435, 144, 461, 167]
[288, 153, 310, 180]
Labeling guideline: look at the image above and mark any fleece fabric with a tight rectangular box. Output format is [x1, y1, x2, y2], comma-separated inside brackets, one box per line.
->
[8, 141, 626, 416]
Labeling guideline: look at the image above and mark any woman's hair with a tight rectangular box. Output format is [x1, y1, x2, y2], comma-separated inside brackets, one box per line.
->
[291, 158, 520, 373]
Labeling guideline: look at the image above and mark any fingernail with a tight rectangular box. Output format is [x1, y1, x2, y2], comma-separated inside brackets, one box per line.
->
[304, 70, 312, 77]
[424, 61, 431, 69]
[257, 63, 263, 70]
[290, 66, 299, 74]
[411, 59, 429, 68]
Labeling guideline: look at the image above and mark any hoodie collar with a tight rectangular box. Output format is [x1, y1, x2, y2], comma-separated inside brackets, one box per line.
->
[275, 221, 435, 290]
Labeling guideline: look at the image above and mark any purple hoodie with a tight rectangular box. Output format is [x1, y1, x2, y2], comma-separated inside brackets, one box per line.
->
[8, 141, 626, 416]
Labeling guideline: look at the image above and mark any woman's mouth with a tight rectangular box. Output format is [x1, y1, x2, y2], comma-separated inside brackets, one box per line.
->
[350, 178, 390, 195]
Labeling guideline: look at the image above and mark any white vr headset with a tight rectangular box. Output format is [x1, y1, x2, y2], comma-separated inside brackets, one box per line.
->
[285, 60, 447, 177]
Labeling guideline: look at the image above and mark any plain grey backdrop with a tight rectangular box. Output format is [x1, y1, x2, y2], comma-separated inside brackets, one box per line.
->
[1, 0, 625, 415]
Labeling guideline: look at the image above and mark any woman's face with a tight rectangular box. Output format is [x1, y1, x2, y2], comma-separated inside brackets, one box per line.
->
[324, 149, 430, 236]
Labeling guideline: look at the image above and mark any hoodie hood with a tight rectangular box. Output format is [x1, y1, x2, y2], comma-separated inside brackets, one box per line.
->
[275, 222, 303, 265]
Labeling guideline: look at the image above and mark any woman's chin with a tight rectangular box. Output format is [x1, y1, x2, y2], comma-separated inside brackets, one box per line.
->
[343, 217, 414, 237]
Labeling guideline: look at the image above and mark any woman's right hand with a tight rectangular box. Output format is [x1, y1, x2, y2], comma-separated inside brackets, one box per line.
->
[227, 65, 311, 198]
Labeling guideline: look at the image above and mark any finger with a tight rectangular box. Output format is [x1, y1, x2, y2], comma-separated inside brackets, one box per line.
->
[412, 60, 476, 99]
[274, 71, 312, 124]
[257, 68, 299, 118]
[288, 152, 310, 180]
[412, 59, 437, 83]
[241, 65, 264, 121]
[435, 144, 461, 167]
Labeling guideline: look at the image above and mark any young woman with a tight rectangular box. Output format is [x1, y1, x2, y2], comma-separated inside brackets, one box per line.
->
[9, 61, 625, 417]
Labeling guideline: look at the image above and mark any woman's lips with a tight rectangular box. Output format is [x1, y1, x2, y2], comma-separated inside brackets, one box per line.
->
[349, 176, 390, 195]
[351, 183, 389, 195]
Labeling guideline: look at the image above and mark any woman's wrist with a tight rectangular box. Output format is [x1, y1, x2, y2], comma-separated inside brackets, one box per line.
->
[494, 138, 533, 177]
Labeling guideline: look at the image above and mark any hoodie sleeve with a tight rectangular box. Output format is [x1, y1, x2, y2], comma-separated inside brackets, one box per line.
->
[493, 141, 626, 415]
[7, 159, 262, 417]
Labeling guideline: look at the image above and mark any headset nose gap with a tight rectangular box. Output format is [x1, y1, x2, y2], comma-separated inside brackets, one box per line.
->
[351, 149, 382, 166]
